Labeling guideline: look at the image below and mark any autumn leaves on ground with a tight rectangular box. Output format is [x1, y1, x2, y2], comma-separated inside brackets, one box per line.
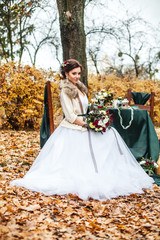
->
[0, 130, 160, 240]
[1, 62, 160, 239]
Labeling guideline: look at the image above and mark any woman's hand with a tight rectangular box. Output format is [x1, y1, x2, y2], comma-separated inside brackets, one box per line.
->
[73, 117, 87, 127]
[82, 124, 89, 129]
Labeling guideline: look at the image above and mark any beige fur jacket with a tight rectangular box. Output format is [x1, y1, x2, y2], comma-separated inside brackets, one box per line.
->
[59, 79, 88, 131]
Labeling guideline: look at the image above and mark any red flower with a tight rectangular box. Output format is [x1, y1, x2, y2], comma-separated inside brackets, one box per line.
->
[93, 120, 99, 126]
[103, 127, 106, 132]
[62, 61, 68, 67]
[110, 116, 113, 122]
[98, 106, 103, 109]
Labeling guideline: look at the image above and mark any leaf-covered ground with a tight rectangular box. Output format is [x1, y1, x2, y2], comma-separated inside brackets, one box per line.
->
[0, 130, 160, 240]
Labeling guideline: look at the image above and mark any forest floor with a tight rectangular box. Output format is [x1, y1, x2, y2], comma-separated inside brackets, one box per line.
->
[0, 129, 160, 239]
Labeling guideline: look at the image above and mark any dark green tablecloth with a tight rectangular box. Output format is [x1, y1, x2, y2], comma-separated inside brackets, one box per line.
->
[152, 174, 160, 186]
[109, 108, 159, 162]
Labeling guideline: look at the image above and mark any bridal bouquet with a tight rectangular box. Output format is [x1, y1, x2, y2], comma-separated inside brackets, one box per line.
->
[92, 89, 113, 106]
[86, 104, 113, 133]
[139, 157, 158, 176]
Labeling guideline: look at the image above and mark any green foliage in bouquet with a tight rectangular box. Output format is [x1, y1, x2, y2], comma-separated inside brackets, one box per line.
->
[139, 157, 158, 176]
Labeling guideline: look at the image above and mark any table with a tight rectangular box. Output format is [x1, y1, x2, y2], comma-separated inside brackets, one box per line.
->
[109, 108, 159, 161]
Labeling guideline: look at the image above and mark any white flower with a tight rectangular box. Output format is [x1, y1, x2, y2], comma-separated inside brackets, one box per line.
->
[153, 162, 159, 168]
[140, 160, 146, 165]
[89, 110, 94, 114]
[103, 92, 108, 97]
[103, 117, 109, 124]
[98, 120, 104, 126]
[100, 110, 106, 115]
[91, 98, 97, 103]
[98, 96, 104, 100]
[97, 120, 105, 127]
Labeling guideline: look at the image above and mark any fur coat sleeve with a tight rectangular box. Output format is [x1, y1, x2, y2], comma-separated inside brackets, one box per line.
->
[59, 79, 88, 131]
[60, 90, 78, 123]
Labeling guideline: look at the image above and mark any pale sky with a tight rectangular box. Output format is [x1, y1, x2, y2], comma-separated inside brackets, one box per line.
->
[121, 0, 160, 25]
[21, 0, 160, 70]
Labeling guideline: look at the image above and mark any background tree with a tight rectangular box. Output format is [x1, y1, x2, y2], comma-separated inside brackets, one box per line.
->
[141, 48, 160, 80]
[25, 15, 60, 65]
[1, 0, 160, 81]
[56, 0, 87, 86]
[116, 16, 147, 78]
[86, 21, 118, 75]
[0, 0, 40, 62]
[103, 55, 125, 78]
[0, 0, 60, 66]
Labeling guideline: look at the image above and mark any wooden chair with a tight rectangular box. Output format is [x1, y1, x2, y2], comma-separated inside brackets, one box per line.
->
[40, 81, 54, 148]
[46, 81, 54, 135]
[127, 88, 155, 122]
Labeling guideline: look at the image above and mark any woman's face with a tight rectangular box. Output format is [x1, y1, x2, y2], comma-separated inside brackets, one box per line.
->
[65, 67, 81, 85]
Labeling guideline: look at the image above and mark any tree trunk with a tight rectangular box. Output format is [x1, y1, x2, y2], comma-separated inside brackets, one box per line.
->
[7, 2, 14, 61]
[134, 61, 139, 78]
[56, 0, 88, 86]
[19, 18, 23, 64]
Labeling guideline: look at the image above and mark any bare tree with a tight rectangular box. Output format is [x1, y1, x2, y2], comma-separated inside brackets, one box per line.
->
[142, 47, 160, 80]
[86, 20, 118, 75]
[116, 15, 148, 78]
[103, 54, 125, 78]
[25, 16, 60, 65]
[0, 0, 40, 62]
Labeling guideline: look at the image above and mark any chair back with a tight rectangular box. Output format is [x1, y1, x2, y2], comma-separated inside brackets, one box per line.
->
[40, 81, 54, 148]
[46, 81, 54, 134]
[127, 88, 155, 122]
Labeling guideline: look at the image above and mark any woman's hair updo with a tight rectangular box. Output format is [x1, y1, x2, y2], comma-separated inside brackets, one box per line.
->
[60, 59, 83, 79]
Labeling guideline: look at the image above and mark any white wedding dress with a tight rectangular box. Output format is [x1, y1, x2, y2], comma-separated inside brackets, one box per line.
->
[11, 95, 154, 201]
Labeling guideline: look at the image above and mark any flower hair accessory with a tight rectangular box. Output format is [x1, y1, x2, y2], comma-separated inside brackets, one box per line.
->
[62, 61, 69, 68]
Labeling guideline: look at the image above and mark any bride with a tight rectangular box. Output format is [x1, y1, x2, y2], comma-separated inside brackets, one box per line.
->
[10, 59, 154, 201]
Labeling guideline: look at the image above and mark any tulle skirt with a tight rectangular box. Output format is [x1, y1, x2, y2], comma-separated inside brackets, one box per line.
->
[10, 126, 154, 201]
